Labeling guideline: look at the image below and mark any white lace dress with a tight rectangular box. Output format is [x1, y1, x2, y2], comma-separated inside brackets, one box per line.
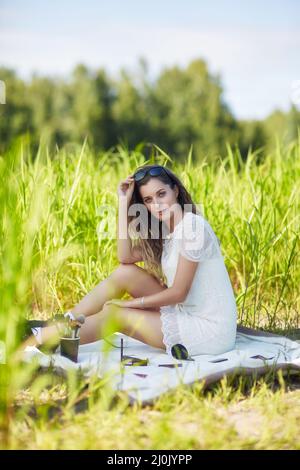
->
[160, 211, 237, 357]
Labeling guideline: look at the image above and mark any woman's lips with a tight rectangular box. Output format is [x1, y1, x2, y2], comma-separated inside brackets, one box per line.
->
[158, 209, 168, 215]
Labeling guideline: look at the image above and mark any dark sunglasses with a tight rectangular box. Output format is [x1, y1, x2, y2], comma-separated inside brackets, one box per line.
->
[133, 165, 171, 182]
[171, 344, 194, 361]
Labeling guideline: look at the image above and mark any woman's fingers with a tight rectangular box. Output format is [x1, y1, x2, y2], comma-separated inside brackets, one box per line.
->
[117, 175, 135, 198]
[123, 177, 134, 185]
[104, 300, 122, 309]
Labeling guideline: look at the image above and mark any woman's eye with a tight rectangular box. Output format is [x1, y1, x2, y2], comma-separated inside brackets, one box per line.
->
[145, 193, 165, 203]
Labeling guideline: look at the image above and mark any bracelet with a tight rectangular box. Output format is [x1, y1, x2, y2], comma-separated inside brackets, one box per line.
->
[140, 296, 145, 308]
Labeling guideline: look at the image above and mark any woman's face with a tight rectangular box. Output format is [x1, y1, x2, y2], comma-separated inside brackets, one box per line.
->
[139, 178, 180, 222]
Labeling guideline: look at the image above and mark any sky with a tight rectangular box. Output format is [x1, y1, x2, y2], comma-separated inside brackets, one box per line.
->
[0, 0, 299, 120]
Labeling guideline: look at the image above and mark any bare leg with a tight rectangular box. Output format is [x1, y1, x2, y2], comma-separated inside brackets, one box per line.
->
[70, 263, 167, 317]
[22, 264, 167, 350]
[76, 303, 166, 350]
[22, 303, 166, 351]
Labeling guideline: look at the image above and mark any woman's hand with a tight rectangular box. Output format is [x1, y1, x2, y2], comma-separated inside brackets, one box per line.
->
[104, 299, 126, 308]
[104, 298, 145, 309]
[117, 174, 135, 203]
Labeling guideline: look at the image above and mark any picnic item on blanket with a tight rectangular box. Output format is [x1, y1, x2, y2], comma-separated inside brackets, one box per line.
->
[22, 313, 86, 359]
[58, 314, 86, 339]
[59, 314, 86, 363]
[171, 344, 195, 361]
[120, 338, 149, 367]
[23, 313, 85, 341]
[60, 337, 80, 363]
[22, 325, 300, 407]
[158, 363, 183, 368]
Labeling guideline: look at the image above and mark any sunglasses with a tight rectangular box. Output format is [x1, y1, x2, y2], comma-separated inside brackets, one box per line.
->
[133, 165, 171, 182]
[171, 344, 195, 361]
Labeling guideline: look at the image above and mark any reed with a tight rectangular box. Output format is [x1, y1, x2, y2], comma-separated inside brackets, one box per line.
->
[0, 135, 299, 449]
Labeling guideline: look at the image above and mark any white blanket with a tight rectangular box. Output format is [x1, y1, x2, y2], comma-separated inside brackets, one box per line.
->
[23, 325, 300, 406]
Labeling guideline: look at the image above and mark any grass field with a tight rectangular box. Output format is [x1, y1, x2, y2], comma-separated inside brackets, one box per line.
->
[0, 136, 299, 449]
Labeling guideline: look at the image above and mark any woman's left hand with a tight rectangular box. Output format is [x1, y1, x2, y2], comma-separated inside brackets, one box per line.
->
[104, 299, 126, 307]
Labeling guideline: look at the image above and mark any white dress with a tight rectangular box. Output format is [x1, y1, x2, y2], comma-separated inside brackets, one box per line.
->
[160, 211, 237, 357]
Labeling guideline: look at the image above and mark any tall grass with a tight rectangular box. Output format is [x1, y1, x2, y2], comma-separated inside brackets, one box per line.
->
[0, 135, 299, 448]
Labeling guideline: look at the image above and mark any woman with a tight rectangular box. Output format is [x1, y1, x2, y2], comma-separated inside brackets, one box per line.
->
[24, 164, 237, 357]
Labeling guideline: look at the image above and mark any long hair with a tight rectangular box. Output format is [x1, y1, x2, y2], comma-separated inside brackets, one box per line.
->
[127, 164, 201, 285]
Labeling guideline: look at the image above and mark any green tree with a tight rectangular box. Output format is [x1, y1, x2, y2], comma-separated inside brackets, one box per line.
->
[111, 67, 150, 148]
[146, 59, 240, 161]
[0, 68, 33, 153]
[68, 64, 116, 150]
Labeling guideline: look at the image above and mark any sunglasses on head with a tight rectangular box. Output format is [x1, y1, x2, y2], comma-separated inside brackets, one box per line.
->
[133, 165, 171, 182]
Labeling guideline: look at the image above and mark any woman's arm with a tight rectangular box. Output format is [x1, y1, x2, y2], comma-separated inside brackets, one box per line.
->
[116, 174, 144, 264]
[116, 195, 133, 262]
[106, 255, 199, 309]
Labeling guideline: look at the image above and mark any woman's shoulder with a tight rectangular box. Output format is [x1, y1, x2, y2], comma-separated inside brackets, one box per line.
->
[179, 210, 222, 253]
[183, 210, 205, 222]
[184, 211, 219, 237]
[180, 211, 205, 235]
[171, 211, 204, 245]
[174, 211, 219, 262]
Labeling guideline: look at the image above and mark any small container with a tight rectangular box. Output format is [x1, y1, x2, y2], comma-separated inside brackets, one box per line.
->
[120, 338, 149, 366]
[122, 355, 149, 366]
[60, 337, 80, 363]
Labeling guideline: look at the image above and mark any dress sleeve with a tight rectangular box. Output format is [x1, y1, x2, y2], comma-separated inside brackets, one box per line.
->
[177, 212, 221, 262]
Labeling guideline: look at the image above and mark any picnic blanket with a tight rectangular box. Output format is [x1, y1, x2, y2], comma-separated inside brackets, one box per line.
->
[22, 325, 300, 407]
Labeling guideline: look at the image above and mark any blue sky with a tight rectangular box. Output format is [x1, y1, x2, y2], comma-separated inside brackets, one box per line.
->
[0, 0, 299, 119]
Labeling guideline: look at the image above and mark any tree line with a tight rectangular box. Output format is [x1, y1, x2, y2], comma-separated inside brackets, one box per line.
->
[0, 58, 299, 161]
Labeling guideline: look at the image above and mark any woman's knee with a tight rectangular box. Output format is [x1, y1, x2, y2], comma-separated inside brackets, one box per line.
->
[108, 263, 165, 299]
[109, 263, 141, 287]
[100, 303, 126, 331]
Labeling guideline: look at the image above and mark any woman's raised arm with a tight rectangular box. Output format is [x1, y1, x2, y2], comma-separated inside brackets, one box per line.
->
[116, 175, 143, 264]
